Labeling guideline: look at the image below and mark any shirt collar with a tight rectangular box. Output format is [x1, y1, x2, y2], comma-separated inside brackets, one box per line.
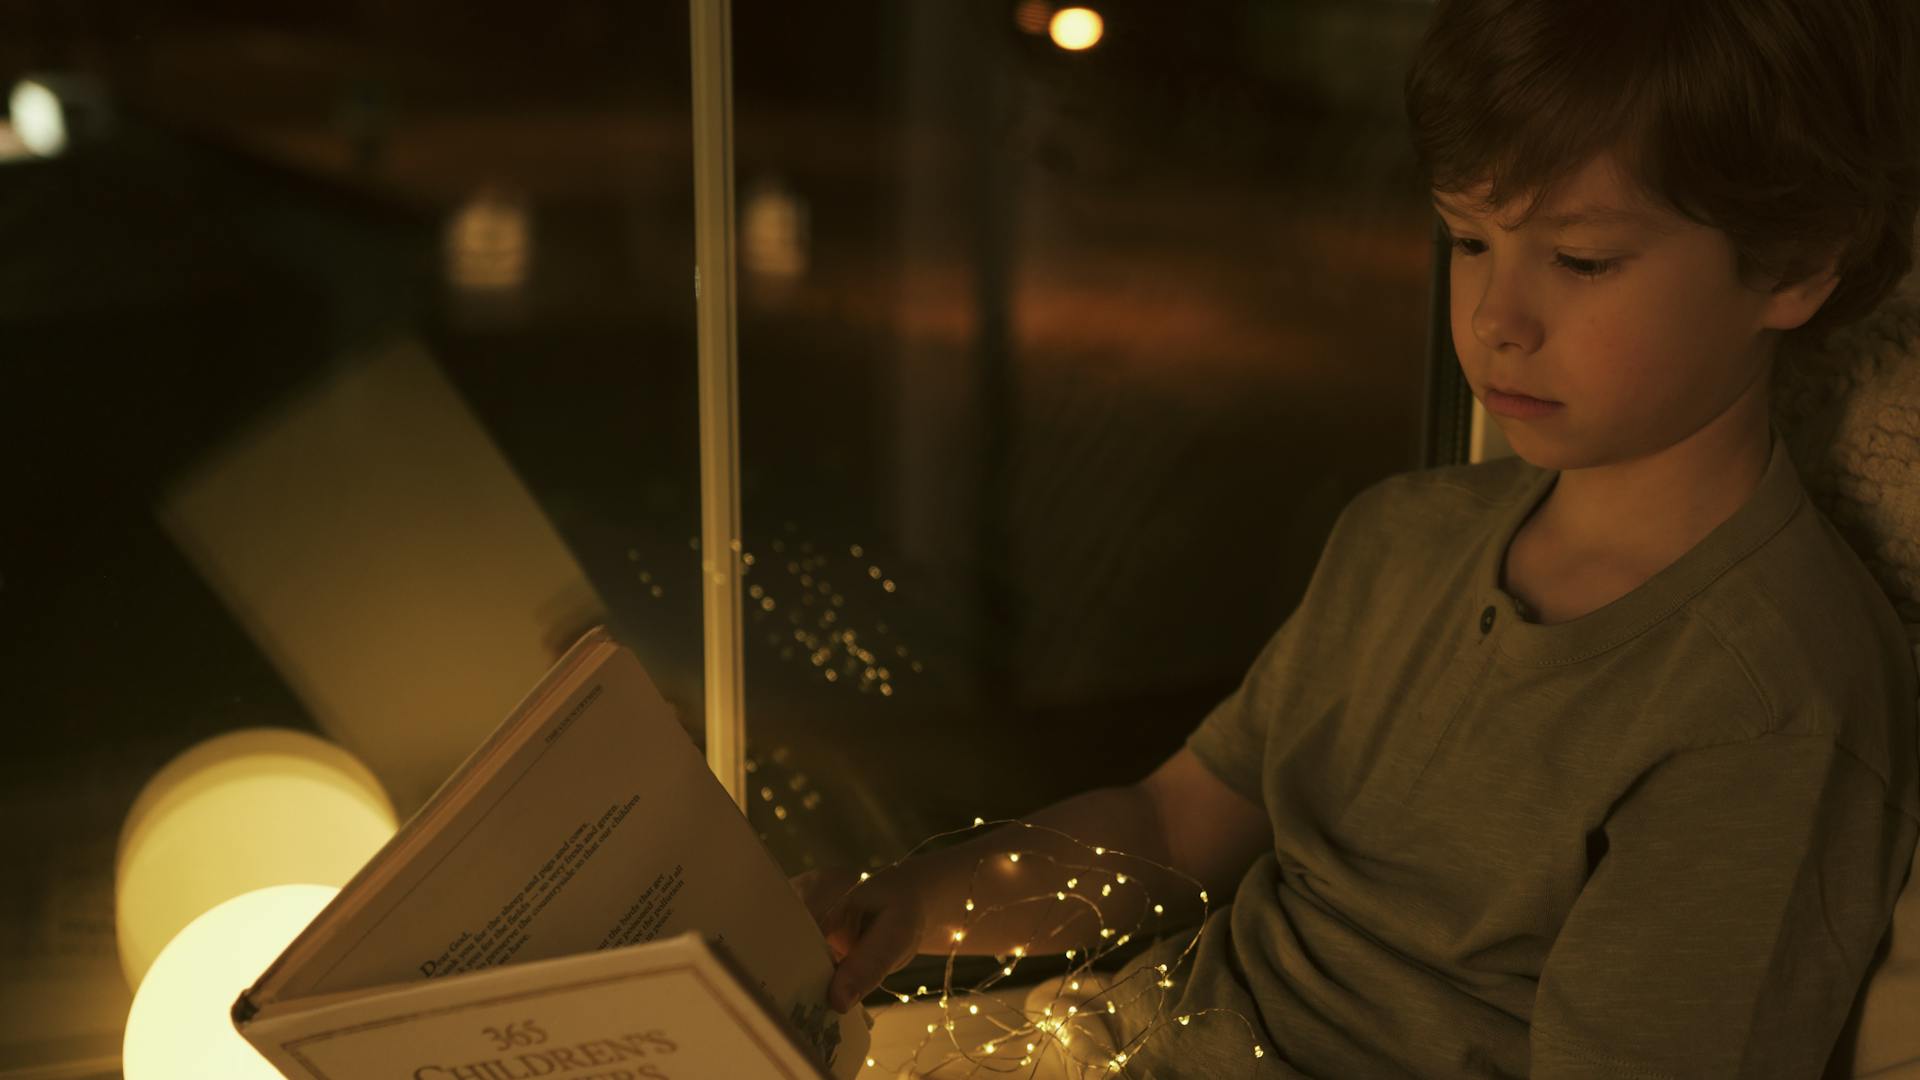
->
[1482, 427, 1807, 665]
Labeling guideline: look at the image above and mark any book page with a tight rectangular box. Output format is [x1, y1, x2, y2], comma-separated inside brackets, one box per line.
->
[261, 633, 849, 1063]
[249, 933, 862, 1080]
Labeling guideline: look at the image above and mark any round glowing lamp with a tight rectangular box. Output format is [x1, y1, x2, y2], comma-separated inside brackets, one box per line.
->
[115, 728, 397, 991]
[122, 883, 338, 1080]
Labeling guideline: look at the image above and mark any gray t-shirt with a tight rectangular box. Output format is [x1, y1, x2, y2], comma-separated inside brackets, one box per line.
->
[1109, 433, 1920, 1078]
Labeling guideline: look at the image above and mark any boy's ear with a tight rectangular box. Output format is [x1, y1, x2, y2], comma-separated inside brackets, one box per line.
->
[1758, 246, 1844, 333]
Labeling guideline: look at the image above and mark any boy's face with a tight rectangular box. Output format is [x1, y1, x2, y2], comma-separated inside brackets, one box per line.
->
[1432, 153, 1836, 472]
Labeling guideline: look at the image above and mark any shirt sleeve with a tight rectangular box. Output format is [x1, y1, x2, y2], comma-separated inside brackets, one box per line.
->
[1185, 483, 1384, 808]
[1530, 733, 1916, 1080]
[1185, 614, 1298, 806]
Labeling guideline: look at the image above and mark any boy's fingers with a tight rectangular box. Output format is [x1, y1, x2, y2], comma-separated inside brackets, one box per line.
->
[828, 901, 918, 1012]
[822, 912, 861, 963]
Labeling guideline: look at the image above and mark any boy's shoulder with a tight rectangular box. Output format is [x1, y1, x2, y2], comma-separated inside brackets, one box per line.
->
[1338, 456, 1543, 535]
[1682, 486, 1917, 741]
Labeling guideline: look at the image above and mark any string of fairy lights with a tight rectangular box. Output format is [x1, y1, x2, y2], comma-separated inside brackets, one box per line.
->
[849, 818, 1265, 1079]
[628, 538, 1264, 1074]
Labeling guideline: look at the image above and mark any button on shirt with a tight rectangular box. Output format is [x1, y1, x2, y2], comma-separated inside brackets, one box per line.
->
[1109, 432, 1920, 1079]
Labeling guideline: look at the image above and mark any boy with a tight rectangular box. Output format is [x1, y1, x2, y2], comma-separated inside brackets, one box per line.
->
[797, 0, 1920, 1075]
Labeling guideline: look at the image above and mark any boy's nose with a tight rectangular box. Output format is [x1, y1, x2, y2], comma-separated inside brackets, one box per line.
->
[1468, 284, 1544, 355]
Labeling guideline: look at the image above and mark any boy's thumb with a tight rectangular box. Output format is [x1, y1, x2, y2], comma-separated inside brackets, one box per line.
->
[828, 904, 916, 1012]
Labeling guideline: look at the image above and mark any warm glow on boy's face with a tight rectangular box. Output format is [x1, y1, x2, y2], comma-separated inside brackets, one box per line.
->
[1433, 154, 1793, 472]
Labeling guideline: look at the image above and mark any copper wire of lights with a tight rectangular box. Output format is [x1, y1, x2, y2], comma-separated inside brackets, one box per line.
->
[851, 818, 1265, 1077]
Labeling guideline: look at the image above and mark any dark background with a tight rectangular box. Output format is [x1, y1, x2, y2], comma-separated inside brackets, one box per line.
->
[0, 1, 1444, 1070]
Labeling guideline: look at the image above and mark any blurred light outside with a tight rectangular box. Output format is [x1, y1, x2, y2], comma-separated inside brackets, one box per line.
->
[1049, 7, 1105, 51]
[446, 185, 532, 294]
[742, 177, 810, 281]
[9, 78, 67, 157]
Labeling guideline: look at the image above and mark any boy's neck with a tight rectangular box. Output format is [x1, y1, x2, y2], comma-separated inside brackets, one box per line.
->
[1523, 373, 1776, 580]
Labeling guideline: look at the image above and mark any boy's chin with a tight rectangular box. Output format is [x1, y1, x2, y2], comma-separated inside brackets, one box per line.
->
[1493, 427, 1582, 472]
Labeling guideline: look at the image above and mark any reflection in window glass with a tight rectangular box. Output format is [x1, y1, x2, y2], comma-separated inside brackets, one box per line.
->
[731, 1, 1435, 880]
[0, 4, 699, 1070]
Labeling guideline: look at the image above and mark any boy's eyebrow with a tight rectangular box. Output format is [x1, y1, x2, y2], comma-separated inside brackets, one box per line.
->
[1431, 196, 1659, 232]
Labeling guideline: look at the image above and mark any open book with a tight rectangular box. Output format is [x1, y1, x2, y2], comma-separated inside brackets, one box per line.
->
[232, 627, 870, 1079]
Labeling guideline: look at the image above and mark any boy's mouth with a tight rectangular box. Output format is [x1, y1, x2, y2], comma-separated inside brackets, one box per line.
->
[1482, 387, 1564, 420]
[1485, 382, 1558, 404]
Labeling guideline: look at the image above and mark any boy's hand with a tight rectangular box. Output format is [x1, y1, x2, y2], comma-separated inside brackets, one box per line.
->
[790, 866, 926, 1013]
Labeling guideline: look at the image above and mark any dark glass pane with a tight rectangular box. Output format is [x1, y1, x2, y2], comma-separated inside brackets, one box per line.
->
[731, 1, 1435, 877]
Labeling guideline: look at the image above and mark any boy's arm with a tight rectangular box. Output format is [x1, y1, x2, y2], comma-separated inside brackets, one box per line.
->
[801, 738, 1275, 1014]
[886, 746, 1272, 958]
[1528, 733, 1916, 1079]
[1140, 746, 1276, 908]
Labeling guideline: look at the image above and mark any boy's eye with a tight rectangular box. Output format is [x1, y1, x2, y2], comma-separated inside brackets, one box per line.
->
[1446, 236, 1619, 280]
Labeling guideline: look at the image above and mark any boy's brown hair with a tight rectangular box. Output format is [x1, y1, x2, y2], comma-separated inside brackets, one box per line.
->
[1403, 0, 1920, 353]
